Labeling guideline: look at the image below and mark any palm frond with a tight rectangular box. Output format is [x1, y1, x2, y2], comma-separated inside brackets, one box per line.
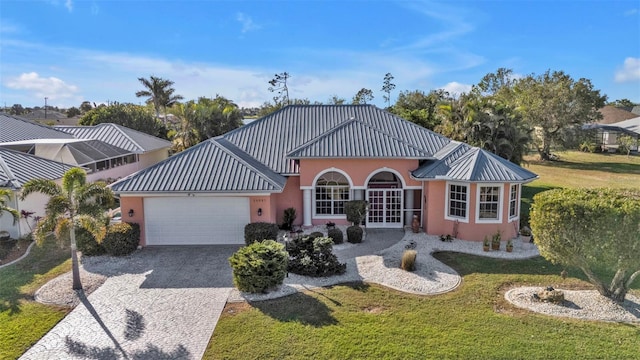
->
[76, 214, 107, 243]
[20, 178, 60, 200]
[62, 168, 88, 196]
[45, 195, 72, 217]
[53, 217, 72, 244]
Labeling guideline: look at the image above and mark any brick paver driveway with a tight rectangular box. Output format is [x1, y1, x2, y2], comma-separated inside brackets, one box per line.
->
[20, 245, 240, 360]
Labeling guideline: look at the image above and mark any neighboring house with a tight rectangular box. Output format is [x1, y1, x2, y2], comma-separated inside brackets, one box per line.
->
[111, 105, 537, 246]
[583, 116, 640, 152]
[597, 105, 638, 125]
[0, 148, 75, 239]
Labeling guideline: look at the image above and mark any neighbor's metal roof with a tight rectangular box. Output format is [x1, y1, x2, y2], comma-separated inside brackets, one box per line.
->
[0, 113, 74, 144]
[109, 138, 286, 193]
[56, 123, 171, 153]
[412, 142, 538, 182]
[63, 140, 132, 166]
[287, 118, 432, 159]
[223, 105, 450, 174]
[0, 147, 75, 189]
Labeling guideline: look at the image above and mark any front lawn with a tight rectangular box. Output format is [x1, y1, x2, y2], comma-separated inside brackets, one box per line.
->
[0, 240, 72, 360]
[206, 254, 639, 359]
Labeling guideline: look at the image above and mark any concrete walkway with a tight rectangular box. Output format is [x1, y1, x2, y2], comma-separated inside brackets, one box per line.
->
[20, 246, 240, 360]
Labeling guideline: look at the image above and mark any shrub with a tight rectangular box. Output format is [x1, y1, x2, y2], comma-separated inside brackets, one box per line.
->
[345, 200, 368, 225]
[76, 228, 105, 256]
[229, 240, 288, 293]
[102, 222, 140, 256]
[282, 207, 297, 230]
[308, 231, 324, 239]
[244, 222, 280, 245]
[400, 250, 417, 271]
[536, 287, 565, 304]
[347, 225, 363, 243]
[327, 228, 343, 244]
[287, 236, 346, 277]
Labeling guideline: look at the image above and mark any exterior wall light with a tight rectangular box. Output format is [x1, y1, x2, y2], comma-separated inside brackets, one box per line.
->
[128, 209, 135, 217]
[257, 208, 262, 216]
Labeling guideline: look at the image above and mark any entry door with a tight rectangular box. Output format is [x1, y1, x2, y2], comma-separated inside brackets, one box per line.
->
[366, 189, 403, 228]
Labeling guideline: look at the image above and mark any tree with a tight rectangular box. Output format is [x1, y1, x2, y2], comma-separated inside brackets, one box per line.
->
[530, 188, 640, 303]
[381, 73, 396, 108]
[617, 134, 637, 157]
[352, 88, 374, 104]
[268, 72, 290, 106]
[327, 95, 346, 105]
[476, 67, 516, 98]
[136, 75, 183, 119]
[0, 189, 19, 226]
[66, 107, 81, 118]
[20, 168, 115, 290]
[391, 89, 448, 130]
[609, 98, 637, 108]
[79, 103, 168, 139]
[79, 101, 93, 113]
[514, 70, 607, 160]
[176, 96, 243, 145]
[9, 104, 25, 115]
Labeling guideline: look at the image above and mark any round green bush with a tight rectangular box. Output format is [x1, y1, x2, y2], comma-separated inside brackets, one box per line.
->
[244, 222, 280, 245]
[229, 240, 288, 293]
[347, 225, 363, 243]
[287, 236, 346, 277]
[308, 231, 324, 239]
[75, 228, 105, 256]
[327, 228, 343, 244]
[102, 222, 140, 256]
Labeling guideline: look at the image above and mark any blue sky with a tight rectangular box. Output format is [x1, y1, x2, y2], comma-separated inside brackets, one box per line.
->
[1, 0, 639, 109]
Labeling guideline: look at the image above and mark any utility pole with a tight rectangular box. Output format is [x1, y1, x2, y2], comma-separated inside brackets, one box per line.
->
[44, 97, 48, 119]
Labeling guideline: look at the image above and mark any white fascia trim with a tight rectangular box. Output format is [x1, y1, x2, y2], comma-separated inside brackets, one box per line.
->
[475, 183, 504, 224]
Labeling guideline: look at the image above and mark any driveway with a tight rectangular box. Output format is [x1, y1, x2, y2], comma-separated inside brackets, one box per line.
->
[20, 245, 241, 360]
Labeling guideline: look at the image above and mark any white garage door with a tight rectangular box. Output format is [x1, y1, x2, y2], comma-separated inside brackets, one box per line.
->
[144, 196, 250, 245]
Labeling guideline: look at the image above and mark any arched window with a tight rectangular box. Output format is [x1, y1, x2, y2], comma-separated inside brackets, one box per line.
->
[315, 171, 350, 216]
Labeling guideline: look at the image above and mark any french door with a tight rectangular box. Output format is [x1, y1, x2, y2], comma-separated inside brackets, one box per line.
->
[366, 189, 403, 228]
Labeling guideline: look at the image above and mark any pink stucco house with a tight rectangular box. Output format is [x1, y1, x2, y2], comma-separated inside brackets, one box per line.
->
[110, 105, 537, 246]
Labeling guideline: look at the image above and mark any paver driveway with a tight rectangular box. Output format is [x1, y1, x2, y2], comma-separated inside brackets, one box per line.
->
[20, 245, 241, 360]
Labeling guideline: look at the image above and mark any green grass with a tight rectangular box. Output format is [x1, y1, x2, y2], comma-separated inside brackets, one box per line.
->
[207, 254, 639, 360]
[0, 240, 72, 360]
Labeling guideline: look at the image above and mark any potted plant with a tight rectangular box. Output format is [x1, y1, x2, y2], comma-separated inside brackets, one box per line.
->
[326, 221, 336, 230]
[520, 226, 532, 244]
[491, 231, 501, 251]
[506, 239, 513, 252]
[483, 236, 490, 252]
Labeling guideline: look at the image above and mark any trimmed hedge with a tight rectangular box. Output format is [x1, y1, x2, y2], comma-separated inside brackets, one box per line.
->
[327, 228, 343, 244]
[287, 235, 346, 277]
[347, 225, 363, 243]
[76, 228, 105, 256]
[244, 222, 279, 245]
[102, 222, 140, 256]
[229, 240, 288, 293]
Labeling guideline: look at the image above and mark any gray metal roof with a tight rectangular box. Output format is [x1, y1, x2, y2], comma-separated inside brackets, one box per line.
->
[223, 105, 450, 174]
[412, 142, 538, 182]
[110, 138, 286, 193]
[64, 140, 132, 166]
[0, 113, 74, 144]
[0, 147, 75, 189]
[583, 116, 640, 136]
[56, 123, 171, 153]
[287, 118, 432, 159]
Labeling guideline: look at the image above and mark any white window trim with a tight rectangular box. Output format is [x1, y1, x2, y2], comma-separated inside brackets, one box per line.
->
[445, 181, 469, 223]
[508, 184, 520, 221]
[475, 183, 504, 224]
[312, 169, 352, 219]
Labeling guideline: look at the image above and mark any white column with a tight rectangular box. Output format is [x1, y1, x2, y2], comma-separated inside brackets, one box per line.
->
[303, 189, 312, 227]
[405, 189, 414, 225]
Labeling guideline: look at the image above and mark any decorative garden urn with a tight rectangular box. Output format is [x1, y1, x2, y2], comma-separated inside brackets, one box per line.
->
[411, 215, 420, 233]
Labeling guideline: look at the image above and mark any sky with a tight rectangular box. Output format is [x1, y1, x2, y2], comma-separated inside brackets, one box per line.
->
[0, 0, 639, 110]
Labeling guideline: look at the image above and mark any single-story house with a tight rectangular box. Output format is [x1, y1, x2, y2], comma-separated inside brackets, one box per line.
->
[583, 116, 640, 152]
[110, 105, 537, 246]
[0, 147, 75, 239]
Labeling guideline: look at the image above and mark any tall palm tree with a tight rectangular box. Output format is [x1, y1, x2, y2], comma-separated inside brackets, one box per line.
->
[0, 189, 19, 226]
[136, 76, 183, 121]
[20, 168, 114, 290]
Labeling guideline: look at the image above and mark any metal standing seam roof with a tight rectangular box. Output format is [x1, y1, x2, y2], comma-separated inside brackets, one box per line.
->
[0, 113, 74, 143]
[412, 142, 538, 182]
[109, 138, 286, 193]
[223, 105, 450, 174]
[287, 118, 432, 159]
[56, 123, 171, 153]
[582, 116, 640, 136]
[62, 140, 132, 166]
[0, 147, 76, 189]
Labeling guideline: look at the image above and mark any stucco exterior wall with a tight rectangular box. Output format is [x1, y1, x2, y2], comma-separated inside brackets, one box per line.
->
[299, 158, 422, 188]
[249, 196, 276, 224]
[119, 196, 145, 245]
[139, 148, 169, 168]
[272, 176, 303, 227]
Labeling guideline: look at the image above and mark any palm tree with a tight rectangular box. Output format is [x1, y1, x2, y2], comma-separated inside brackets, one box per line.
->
[20, 168, 114, 290]
[0, 189, 19, 226]
[136, 76, 183, 121]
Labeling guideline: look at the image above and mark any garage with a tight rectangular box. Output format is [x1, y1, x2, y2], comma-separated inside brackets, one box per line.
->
[144, 196, 250, 245]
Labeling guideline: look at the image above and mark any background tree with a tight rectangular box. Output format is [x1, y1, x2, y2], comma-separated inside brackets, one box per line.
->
[381, 73, 396, 108]
[66, 107, 81, 118]
[20, 168, 114, 290]
[514, 70, 606, 160]
[530, 188, 640, 303]
[79, 101, 93, 113]
[268, 72, 290, 106]
[617, 134, 637, 157]
[9, 104, 26, 115]
[79, 103, 168, 139]
[175, 96, 243, 145]
[327, 95, 346, 105]
[0, 189, 19, 226]
[608, 98, 637, 108]
[352, 88, 374, 104]
[136, 75, 183, 120]
[391, 89, 447, 130]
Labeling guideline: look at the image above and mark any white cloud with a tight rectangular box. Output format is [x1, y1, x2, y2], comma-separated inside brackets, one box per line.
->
[624, 8, 638, 16]
[615, 57, 640, 83]
[440, 81, 472, 96]
[65, 0, 73, 12]
[236, 12, 261, 33]
[5, 72, 79, 101]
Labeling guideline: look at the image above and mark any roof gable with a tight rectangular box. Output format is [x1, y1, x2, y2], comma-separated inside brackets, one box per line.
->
[0, 148, 75, 189]
[56, 123, 171, 153]
[0, 113, 74, 144]
[287, 118, 431, 159]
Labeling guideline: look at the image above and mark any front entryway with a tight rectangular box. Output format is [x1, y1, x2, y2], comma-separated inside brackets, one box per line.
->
[366, 172, 403, 228]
